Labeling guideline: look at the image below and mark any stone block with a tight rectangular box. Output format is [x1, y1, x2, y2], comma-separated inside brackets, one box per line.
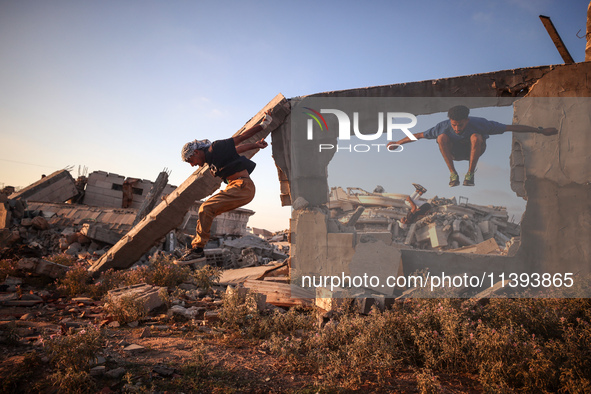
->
[9, 170, 78, 203]
[428, 224, 449, 248]
[107, 283, 166, 313]
[292, 210, 328, 277]
[404, 223, 417, 245]
[81, 223, 122, 245]
[16, 258, 68, 278]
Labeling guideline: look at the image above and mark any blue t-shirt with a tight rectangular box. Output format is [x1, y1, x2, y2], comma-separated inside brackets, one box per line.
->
[422, 116, 506, 141]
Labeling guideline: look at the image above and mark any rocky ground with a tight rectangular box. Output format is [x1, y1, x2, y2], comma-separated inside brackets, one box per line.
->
[0, 254, 484, 394]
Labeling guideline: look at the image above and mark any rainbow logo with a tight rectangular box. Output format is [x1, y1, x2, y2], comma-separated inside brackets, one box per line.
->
[303, 107, 329, 132]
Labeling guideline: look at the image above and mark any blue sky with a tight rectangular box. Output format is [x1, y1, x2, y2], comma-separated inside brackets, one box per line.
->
[0, 0, 588, 230]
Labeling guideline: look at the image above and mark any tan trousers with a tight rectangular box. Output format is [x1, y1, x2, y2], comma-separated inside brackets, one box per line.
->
[191, 178, 255, 248]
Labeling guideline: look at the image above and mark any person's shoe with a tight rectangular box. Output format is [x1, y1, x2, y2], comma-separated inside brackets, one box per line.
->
[449, 173, 460, 187]
[412, 183, 427, 194]
[463, 171, 475, 186]
[177, 247, 206, 264]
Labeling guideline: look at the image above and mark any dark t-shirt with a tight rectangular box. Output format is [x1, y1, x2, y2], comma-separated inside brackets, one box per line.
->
[204, 138, 255, 181]
[406, 202, 432, 224]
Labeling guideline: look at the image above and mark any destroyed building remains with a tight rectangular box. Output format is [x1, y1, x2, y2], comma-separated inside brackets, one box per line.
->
[329, 186, 520, 255]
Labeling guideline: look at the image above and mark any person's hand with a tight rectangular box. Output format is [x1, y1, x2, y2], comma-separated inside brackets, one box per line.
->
[260, 110, 273, 129]
[255, 139, 268, 149]
[387, 141, 402, 151]
[540, 127, 558, 136]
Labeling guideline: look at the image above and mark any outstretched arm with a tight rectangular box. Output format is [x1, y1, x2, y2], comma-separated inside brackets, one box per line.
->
[387, 132, 425, 149]
[236, 138, 268, 154]
[233, 110, 273, 145]
[506, 125, 558, 136]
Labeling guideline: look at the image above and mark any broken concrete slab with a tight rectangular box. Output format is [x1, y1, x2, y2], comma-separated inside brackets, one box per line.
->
[9, 170, 78, 203]
[218, 261, 287, 286]
[16, 258, 68, 279]
[106, 283, 166, 313]
[222, 234, 275, 258]
[243, 279, 313, 307]
[89, 94, 290, 274]
[80, 223, 122, 245]
[450, 237, 500, 255]
[169, 305, 204, 319]
[83, 170, 176, 210]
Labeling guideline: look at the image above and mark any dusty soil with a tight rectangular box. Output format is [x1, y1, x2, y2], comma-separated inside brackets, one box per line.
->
[0, 298, 483, 393]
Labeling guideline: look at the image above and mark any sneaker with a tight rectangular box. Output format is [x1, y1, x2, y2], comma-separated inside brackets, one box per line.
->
[412, 183, 427, 194]
[463, 171, 475, 186]
[449, 173, 459, 187]
[177, 247, 206, 264]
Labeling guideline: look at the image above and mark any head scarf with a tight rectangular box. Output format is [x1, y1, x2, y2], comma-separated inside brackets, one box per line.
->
[181, 139, 211, 162]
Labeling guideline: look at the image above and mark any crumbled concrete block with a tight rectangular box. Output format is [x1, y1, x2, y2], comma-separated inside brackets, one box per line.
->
[430, 225, 449, 248]
[105, 367, 126, 379]
[123, 344, 145, 353]
[169, 305, 204, 319]
[31, 216, 49, 230]
[204, 310, 220, 322]
[90, 366, 106, 376]
[107, 283, 166, 313]
[404, 223, 416, 245]
[81, 223, 122, 245]
[292, 197, 309, 210]
[9, 170, 78, 203]
[65, 242, 81, 256]
[16, 258, 68, 278]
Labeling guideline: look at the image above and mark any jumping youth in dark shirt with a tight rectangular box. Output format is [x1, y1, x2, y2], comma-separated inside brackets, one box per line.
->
[178, 111, 272, 262]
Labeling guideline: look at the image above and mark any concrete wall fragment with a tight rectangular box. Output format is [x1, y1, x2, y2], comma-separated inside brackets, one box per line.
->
[279, 62, 591, 299]
[83, 171, 177, 209]
[9, 169, 78, 203]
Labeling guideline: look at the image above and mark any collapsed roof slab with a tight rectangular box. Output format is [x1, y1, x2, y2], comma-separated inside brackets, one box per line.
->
[89, 93, 290, 274]
[9, 169, 78, 204]
[309, 64, 557, 99]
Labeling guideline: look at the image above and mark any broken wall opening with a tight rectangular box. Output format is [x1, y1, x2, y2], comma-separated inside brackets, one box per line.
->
[281, 63, 591, 299]
[325, 105, 525, 255]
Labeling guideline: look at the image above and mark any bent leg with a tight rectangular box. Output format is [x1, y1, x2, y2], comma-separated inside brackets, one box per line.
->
[468, 133, 485, 173]
[437, 134, 458, 174]
[192, 179, 255, 248]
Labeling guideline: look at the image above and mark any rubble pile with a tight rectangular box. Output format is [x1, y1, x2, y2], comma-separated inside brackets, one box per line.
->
[1, 196, 287, 273]
[329, 187, 521, 255]
[1, 168, 288, 272]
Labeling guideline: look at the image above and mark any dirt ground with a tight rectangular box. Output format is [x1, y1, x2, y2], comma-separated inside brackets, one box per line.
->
[0, 299, 483, 394]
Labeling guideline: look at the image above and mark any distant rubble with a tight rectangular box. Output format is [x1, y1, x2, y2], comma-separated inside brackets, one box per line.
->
[328, 186, 521, 256]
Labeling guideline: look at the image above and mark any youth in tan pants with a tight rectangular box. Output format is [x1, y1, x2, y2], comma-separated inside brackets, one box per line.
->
[178, 111, 272, 262]
[192, 177, 255, 248]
